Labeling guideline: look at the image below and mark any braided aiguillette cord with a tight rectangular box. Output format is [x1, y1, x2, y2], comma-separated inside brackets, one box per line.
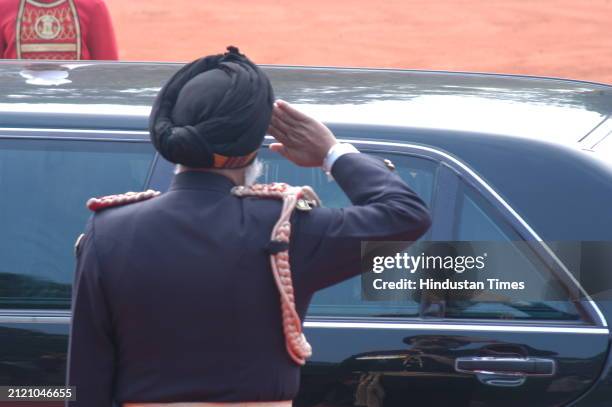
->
[233, 183, 318, 365]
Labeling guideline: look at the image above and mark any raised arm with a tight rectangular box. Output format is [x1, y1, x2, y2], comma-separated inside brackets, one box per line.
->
[268, 101, 431, 293]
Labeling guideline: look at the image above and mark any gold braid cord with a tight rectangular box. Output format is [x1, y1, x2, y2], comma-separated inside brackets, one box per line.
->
[232, 183, 321, 365]
[86, 190, 161, 212]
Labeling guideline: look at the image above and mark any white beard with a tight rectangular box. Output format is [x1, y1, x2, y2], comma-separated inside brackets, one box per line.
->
[244, 158, 263, 186]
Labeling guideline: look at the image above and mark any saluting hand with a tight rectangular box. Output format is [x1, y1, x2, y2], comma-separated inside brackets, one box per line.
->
[268, 100, 338, 167]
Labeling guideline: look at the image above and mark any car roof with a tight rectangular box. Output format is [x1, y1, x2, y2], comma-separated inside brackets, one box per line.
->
[0, 61, 610, 145]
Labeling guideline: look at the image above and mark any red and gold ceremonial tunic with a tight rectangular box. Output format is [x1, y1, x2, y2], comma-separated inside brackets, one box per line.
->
[0, 0, 118, 60]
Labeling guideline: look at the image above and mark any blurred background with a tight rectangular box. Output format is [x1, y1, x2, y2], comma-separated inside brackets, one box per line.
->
[106, 0, 612, 84]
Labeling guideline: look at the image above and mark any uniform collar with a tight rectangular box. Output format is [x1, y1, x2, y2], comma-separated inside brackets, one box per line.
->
[169, 170, 237, 193]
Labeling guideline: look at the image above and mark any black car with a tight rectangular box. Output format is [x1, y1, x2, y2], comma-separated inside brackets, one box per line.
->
[0, 61, 611, 407]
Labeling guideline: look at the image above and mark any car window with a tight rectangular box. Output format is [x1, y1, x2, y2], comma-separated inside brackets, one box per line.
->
[258, 149, 437, 318]
[0, 139, 154, 309]
[442, 182, 582, 321]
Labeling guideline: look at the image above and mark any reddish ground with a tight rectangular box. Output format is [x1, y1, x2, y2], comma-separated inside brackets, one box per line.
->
[105, 0, 612, 84]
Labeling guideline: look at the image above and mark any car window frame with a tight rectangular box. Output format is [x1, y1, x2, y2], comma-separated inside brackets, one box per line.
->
[327, 137, 606, 328]
[1, 130, 602, 330]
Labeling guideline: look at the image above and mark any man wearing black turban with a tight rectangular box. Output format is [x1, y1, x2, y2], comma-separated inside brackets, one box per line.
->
[150, 46, 273, 171]
[66, 47, 431, 407]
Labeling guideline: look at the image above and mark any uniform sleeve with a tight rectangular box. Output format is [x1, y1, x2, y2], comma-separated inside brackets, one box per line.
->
[66, 217, 116, 407]
[291, 153, 432, 293]
[86, 0, 118, 60]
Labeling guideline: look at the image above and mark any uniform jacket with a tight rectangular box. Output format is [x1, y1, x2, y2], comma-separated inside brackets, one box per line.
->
[66, 152, 432, 406]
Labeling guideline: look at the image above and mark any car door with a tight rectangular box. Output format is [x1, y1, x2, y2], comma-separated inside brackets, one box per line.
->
[0, 131, 155, 396]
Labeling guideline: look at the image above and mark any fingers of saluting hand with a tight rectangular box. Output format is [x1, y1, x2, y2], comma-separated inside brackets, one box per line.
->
[275, 99, 311, 122]
[272, 103, 301, 130]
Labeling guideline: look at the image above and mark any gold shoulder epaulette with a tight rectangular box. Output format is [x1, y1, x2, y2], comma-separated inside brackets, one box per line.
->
[232, 183, 321, 211]
[86, 190, 161, 212]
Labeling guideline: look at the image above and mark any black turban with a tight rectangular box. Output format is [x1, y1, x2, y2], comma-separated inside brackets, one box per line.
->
[149, 46, 274, 168]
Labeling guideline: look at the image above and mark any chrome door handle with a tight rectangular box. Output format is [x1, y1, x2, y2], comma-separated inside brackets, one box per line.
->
[455, 357, 556, 387]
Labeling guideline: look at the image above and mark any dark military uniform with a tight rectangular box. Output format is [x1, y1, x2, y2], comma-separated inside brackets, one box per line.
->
[67, 151, 431, 406]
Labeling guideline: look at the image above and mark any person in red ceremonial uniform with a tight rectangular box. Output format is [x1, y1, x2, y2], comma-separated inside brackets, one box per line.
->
[0, 0, 118, 60]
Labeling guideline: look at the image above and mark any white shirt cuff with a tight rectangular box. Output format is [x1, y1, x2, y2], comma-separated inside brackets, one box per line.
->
[322, 143, 360, 173]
